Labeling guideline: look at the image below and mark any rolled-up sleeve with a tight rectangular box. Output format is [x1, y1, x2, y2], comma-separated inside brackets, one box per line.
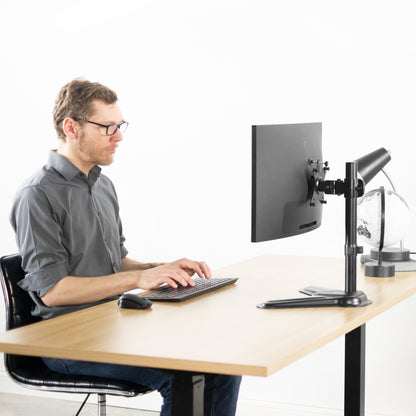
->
[11, 185, 69, 297]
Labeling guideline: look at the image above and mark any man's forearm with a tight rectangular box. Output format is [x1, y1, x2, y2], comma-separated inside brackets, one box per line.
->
[41, 271, 140, 307]
[121, 257, 165, 272]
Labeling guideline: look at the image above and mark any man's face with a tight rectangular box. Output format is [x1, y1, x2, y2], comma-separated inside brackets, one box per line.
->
[77, 100, 125, 168]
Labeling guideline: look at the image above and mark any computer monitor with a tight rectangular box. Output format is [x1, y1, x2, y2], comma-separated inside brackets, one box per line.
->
[252, 122, 325, 243]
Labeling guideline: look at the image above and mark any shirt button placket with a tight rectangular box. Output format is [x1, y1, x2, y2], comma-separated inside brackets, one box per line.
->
[90, 187, 116, 272]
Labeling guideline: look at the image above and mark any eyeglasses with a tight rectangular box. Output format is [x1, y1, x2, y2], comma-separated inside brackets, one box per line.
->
[83, 120, 129, 136]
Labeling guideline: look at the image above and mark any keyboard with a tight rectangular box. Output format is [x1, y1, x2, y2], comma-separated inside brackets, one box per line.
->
[144, 277, 238, 302]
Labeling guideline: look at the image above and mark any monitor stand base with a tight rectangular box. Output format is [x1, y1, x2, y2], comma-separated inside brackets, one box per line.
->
[257, 286, 372, 309]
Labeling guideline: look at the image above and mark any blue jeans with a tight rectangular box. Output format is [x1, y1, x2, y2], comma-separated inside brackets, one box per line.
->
[43, 357, 241, 416]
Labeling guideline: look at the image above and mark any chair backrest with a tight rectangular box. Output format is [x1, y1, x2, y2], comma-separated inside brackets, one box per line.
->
[0, 254, 46, 380]
[0, 254, 41, 330]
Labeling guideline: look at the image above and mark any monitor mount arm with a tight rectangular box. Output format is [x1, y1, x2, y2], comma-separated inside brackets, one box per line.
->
[258, 161, 372, 309]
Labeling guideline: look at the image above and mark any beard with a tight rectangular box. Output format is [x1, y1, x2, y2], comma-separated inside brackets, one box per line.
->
[78, 130, 115, 167]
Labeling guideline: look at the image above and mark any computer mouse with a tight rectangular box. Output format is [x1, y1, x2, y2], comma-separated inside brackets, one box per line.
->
[118, 293, 153, 310]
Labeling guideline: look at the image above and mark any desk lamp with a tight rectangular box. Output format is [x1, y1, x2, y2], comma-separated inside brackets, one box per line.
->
[357, 181, 412, 277]
[258, 147, 391, 309]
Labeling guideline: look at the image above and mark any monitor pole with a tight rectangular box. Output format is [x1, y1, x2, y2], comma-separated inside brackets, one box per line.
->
[345, 161, 360, 293]
[342, 162, 371, 306]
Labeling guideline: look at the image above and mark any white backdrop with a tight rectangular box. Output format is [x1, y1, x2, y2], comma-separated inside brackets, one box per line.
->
[1, 1, 416, 415]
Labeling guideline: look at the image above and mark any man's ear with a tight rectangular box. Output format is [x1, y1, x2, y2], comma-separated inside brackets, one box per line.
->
[62, 117, 81, 141]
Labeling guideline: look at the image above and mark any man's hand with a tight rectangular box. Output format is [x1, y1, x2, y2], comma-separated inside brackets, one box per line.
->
[170, 258, 212, 279]
[137, 258, 212, 290]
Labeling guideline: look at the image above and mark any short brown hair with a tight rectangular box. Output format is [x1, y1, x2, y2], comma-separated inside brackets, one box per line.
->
[53, 78, 118, 140]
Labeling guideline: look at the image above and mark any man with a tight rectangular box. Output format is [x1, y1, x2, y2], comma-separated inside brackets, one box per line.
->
[10, 79, 241, 415]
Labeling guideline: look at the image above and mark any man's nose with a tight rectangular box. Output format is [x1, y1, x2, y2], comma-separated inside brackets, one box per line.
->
[111, 128, 123, 142]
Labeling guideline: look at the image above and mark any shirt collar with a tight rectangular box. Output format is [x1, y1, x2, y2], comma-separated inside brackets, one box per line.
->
[47, 150, 102, 183]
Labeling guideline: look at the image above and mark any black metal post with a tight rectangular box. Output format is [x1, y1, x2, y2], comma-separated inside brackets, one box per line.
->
[344, 162, 359, 293]
[345, 324, 366, 416]
[171, 373, 205, 416]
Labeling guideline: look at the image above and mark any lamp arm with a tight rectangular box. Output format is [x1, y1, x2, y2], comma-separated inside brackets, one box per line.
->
[380, 169, 407, 252]
[381, 169, 397, 193]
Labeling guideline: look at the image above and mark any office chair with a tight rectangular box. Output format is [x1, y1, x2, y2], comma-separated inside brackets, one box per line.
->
[0, 253, 153, 416]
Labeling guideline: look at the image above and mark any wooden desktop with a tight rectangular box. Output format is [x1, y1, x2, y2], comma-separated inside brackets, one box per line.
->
[1, 254, 416, 415]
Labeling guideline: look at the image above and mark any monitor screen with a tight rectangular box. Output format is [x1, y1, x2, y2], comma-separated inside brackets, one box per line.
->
[252, 122, 324, 242]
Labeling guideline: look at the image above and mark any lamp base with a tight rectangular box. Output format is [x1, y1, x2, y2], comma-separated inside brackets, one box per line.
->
[369, 247, 410, 262]
[364, 262, 395, 278]
[360, 248, 416, 272]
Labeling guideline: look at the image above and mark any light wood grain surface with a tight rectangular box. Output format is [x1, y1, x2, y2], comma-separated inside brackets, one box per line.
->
[1, 255, 415, 377]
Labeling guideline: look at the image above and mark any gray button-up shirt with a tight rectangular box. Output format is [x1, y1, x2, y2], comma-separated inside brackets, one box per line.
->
[10, 150, 128, 319]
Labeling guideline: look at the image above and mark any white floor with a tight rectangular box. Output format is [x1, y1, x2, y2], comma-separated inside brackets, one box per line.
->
[0, 392, 159, 416]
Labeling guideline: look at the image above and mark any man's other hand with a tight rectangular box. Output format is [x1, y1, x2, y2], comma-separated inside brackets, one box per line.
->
[137, 258, 211, 290]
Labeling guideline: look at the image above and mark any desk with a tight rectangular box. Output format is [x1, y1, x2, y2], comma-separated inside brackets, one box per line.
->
[1, 254, 416, 415]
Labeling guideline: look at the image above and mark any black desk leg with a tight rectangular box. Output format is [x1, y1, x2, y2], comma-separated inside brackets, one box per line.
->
[171, 373, 205, 416]
[345, 324, 366, 416]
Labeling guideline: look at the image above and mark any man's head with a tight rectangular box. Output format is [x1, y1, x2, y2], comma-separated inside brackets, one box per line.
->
[53, 79, 118, 141]
[54, 79, 126, 175]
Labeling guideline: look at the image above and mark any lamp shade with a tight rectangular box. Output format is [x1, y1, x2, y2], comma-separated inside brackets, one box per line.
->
[354, 148, 391, 185]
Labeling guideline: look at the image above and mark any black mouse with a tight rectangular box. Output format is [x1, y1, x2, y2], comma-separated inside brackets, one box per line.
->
[118, 293, 153, 310]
